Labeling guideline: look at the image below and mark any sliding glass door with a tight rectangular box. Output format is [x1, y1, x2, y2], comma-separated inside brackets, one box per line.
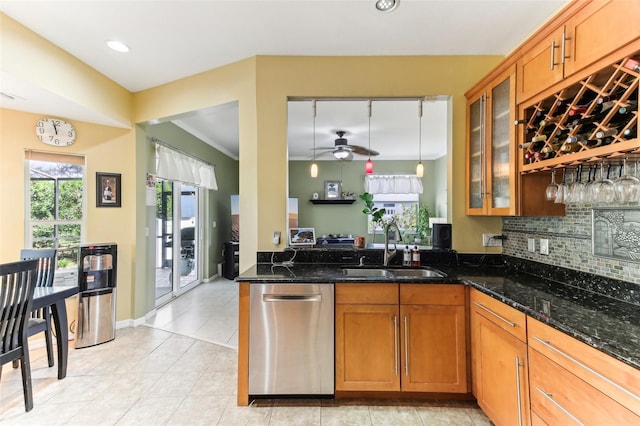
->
[155, 180, 201, 306]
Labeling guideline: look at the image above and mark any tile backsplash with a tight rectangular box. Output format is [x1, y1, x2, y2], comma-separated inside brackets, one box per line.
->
[502, 205, 640, 286]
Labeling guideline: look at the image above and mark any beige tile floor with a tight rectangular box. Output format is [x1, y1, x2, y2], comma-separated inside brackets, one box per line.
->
[1, 279, 491, 425]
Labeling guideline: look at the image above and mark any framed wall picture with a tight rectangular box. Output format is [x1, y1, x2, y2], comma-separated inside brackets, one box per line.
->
[96, 172, 121, 207]
[324, 180, 342, 200]
[592, 208, 640, 262]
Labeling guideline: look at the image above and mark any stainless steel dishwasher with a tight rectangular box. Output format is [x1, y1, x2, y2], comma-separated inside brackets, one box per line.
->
[249, 283, 334, 396]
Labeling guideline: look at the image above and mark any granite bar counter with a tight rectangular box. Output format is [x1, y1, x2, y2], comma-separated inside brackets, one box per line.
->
[238, 251, 639, 370]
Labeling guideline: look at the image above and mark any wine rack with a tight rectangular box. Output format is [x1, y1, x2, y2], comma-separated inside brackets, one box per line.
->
[518, 53, 640, 173]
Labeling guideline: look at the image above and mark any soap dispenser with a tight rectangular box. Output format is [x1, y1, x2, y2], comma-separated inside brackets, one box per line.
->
[403, 245, 411, 266]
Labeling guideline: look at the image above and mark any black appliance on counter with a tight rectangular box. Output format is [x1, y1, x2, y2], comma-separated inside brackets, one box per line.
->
[76, 243, 117, 348]
[223, 242, 239, 280]
[432, 223, 452, 250]
[316, 236, 355, 247]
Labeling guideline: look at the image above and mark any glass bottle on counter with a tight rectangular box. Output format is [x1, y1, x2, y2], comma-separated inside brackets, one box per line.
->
[411, 246, 421, 267]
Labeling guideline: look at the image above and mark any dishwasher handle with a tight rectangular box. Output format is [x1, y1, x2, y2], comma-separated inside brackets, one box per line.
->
[263, 294, 322, 302]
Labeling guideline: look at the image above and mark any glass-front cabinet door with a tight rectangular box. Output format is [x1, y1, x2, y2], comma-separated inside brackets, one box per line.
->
[466, 66, 517, 215]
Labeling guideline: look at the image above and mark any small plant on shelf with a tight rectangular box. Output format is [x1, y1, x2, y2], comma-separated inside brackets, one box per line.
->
[416, 205, 431, 243]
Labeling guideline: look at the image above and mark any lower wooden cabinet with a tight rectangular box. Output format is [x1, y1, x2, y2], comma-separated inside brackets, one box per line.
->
[335, 283, 468, 393]
[528, 317, 640, 425]
[471, 289, 530, 426]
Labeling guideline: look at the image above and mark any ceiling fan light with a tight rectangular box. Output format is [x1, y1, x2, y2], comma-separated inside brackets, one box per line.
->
[334, 149, 351, 160]
[310, 162, 318, 178]
[365, 159, 374, 174]
[416, 161, 424, 178]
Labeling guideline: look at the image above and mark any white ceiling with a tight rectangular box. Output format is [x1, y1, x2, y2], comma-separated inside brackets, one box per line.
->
[0, 0, 569, 160]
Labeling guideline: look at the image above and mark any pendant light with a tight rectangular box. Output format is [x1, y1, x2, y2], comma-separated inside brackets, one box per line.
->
[416, 99, 424, 177]
[310, 100, 318, 178]
[365, 100, 374, 174]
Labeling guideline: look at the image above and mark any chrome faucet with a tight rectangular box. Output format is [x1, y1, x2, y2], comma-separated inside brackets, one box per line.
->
[383, 219, 403, 266]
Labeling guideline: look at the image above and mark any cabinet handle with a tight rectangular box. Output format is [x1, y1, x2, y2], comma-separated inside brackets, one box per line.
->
[550, 40, 559, 70]
[533, 336, 640, 402]
[561, 31, 571, 64]
[393, 315, 399, 377]
[404, 316, 409, 376]
[473, 301, 516, 327]
[535, 387, 584, 425]
[480, 94, 487, 198]
[515, 356, 524, 426]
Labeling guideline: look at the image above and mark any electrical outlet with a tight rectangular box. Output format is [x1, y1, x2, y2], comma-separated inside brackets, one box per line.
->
[482, 233, 503, 247]
[540, 239, 549, 255]
[528, 238, 536, 252]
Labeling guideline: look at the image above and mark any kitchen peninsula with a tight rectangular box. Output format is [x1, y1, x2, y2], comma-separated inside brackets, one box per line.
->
[237, 249, 640, 425]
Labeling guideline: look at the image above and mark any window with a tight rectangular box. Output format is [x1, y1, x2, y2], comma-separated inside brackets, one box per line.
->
[368, 193, 419, 234]
[26, 152, 85, 269]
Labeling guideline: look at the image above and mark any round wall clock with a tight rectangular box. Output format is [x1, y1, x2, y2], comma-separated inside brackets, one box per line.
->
[35, 118, 76, 146]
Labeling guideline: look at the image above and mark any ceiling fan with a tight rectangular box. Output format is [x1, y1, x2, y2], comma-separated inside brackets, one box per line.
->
[314, 131, 379, 161]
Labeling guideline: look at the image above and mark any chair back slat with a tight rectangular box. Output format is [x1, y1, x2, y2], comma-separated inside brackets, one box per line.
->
[0, 259, 38, 357]
[20, 249, 56, 288]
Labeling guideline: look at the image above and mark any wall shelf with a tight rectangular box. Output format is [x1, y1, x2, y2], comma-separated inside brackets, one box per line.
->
[309, 199, 356, 205]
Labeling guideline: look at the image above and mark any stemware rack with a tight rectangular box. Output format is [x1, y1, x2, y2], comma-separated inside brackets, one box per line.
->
[518, 53, 640, 173]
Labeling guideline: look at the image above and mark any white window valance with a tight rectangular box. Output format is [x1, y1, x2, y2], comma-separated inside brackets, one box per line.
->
[156, 145, 218, 190]
[364, 174, 423, 194]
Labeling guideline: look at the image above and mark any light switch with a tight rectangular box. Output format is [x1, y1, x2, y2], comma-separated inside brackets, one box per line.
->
[540, 239, 549, 255]
[527, 238, 535, 252]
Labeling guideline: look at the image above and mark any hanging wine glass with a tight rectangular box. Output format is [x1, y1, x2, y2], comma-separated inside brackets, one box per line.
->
[566, 165, 583, 204]
[614, 158, 640, 203]
[545, 170, 559, 201]
[554, 168, 567, 204]
[578, 165, 595, 205]
[591, 163, 615, 205]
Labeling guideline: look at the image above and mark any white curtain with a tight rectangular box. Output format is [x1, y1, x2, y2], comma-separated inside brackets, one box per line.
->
[156, 145, 218, 190]
[365, 174, 423, 194]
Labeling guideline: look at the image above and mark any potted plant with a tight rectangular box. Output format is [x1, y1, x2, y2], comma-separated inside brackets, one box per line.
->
[359, 192, 386, 243]
[416, 205, 431, 244]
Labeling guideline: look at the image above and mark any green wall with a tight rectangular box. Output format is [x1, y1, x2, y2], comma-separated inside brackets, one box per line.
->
[145, 122, 239, 277]
[289, 159, 445, 240]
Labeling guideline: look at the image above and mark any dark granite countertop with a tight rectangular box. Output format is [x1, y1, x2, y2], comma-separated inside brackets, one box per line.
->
[238, 255, 639, 370]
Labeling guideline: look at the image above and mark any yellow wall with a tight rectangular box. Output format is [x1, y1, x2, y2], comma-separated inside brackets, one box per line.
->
[134, 55, 505, 270]
[0, 14, 132, 127]
[1, 13, 506, 322]
[0, 109, 136, 320]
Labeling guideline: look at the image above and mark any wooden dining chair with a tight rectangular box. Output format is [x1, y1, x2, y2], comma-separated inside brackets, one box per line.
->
[0, 259, 39, 411]
[17, 249, 57, 368]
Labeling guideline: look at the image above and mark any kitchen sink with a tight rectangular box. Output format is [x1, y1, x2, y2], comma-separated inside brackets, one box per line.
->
[341, 268, 393, 277]
[341, 267, 446, 278]
[389, 268, 446, 278]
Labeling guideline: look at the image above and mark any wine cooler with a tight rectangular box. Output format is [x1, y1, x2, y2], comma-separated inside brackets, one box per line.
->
[76, 243, 117, 348]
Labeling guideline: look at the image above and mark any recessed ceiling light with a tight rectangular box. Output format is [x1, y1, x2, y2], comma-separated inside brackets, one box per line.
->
[375, 0, 399, 13]
[106, 40, 130, 53]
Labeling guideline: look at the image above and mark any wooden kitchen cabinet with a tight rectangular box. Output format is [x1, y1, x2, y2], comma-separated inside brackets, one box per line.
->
[470, 289, 530, 426]
[400, 284, 468, 393]
[517, 0, 640, 103]
[466, 66, 518, 216]
[528, 317, 640, 424]
[335, 283, 468, 394]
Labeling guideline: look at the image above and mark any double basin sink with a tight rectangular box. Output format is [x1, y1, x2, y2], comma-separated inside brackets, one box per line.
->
[341, 266, 447, 279]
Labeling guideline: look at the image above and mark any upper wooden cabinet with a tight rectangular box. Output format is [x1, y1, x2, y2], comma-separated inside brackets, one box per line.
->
[466, 66, 518, 215]
[518, 0, 640, 103]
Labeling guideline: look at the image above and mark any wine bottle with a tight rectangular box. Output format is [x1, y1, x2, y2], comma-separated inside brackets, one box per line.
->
[583, 137, 613, 148]
[560, 141, 582, 153]
[622, 127, 637, 139]
[565, 134, 587, 144]
[595, 128, 618, 139]
[514, 119, 528, 125]
[539, 117, 562, 127]
[534, 151, 556, 161]
[540, 139, 562, 153]
[568, 106, 588, 117]
[623, 57, 640, 73]
[618, 103, 638, 114]
[598, 87, 625, 104]
[519, 140, 546, 151]
[576, 89, 598, 105]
